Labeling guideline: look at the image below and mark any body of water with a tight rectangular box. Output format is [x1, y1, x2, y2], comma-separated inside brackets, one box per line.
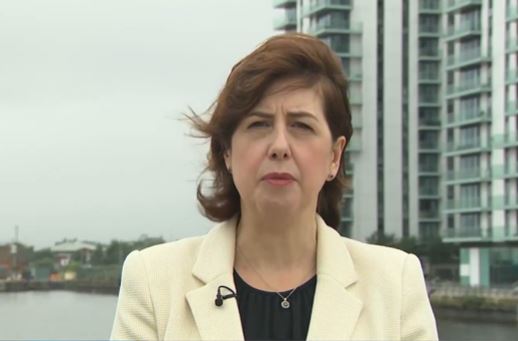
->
[0, 291, 517, 340]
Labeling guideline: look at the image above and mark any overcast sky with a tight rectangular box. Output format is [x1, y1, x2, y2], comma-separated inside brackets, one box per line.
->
[0, 0, 276, 249]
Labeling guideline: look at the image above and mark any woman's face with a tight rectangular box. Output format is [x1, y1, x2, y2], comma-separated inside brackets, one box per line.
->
[224, 78, 346, 216]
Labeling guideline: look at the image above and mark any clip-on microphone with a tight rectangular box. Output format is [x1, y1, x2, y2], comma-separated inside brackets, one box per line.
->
[214, 285, 237, 307]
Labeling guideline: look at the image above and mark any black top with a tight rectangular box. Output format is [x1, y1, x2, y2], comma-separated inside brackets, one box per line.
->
[233, 269, 317, 341]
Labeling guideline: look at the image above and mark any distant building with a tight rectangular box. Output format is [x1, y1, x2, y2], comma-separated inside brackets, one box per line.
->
[272, 0, 518, 287]
[0, 243, 31, 279]
[50, 239, 97, 267]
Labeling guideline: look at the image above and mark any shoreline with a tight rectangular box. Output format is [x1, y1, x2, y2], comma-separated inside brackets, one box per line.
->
[2, 280, 518, 325]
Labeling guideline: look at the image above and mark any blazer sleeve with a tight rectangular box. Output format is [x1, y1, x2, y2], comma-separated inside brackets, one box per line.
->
[400, 254, 439, 341]
[110, 250, 159, 341]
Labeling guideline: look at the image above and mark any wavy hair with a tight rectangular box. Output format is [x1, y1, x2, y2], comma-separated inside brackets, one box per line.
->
[186, 33, 353, 229]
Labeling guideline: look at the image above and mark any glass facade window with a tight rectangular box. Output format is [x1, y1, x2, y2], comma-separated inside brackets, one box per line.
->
[419, 223, 439, 239]
[459, 96, 480, 119]
[419, 108, 440, 125]
[419, 154, 439, 172]
[459, 10, 481, 31]
[489, 247, 518, 285]
[419, 130, 439, 149]
[459, 154, 480, 171]
[419, 14, 440, 33]
[459, 67, 480, 88]
[321, 35, 349, 53]
[460, 184, 480, 206]
[459, 38, 481, 59]
[419, 38, 439, 57]
[459, 125, 480, 147]
[419, 61, 440, 80]
[419, 200, 439, 217]
[419, 0, 440, 10]
[420, 177, 439, 195]
[315, 11, 349, 30]
[419, 84, 440, 102]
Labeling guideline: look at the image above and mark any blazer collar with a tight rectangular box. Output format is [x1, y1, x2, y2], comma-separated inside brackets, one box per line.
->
[307, 215, 363, 340]
[186, 215, 363, 340]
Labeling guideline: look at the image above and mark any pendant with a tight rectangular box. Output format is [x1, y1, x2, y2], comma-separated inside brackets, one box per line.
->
[281, 299, 290, 309]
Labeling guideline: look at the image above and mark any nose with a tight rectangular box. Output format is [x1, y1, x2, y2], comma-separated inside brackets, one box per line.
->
[268, 125, 291, 160]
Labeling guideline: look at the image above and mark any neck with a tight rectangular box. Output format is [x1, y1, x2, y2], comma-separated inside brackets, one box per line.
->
[235, 208, 318, 272]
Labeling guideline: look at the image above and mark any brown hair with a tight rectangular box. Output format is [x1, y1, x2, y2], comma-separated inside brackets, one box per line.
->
[187, 32, 353, 229]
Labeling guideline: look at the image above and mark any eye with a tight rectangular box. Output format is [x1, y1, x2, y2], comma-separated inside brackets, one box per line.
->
[248, 121, 270, 129]
[292, 122, 313, 131]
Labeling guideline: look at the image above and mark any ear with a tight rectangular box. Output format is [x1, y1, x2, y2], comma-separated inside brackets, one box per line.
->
[224, 149, 231, 170]
[330, 136, 346, 174]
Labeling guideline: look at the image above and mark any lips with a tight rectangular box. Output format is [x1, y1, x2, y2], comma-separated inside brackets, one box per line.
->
[262, 172, 295, 180]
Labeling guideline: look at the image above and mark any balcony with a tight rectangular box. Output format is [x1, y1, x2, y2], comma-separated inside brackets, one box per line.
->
[419, 167, 440, 176]
[507, 6, 518, 22]
[344, 163, 353, 175]
[444, 21, 481, 41]
[445, 199, 490, 213]
[351, 115, 362, 128]
[273, 11, 297, 30]
[507, 101, 518, 116]
[492, 132, 518, 148]
[442, 226, 491, 242]
[445, 109, 491, 128]
[419, 2, 441, 14]
[419, 87, 440, 106]
[445, 168, 491, 184]
[490, 195, 518, 210]
[419, 47, 441, 60]
[506, 38, 518, 54]
[346, 137, 361, 152]
[444, 139, 491, 156]
[419, 187, 440, 198]
[419, 116, 441, 128]
[419, 210, 440, 220]
[503, 164, 518, 178]
[329, 43, 362, 57]
[445, 0, 482, 12]
[308, 20, 362, 37]
[445, 80, 491, 99]
[273, 0, 297, 9]
[419, 25, 441, 37]
[418, 70, 440, 83]
[490, 226, 518, 241]
[349, 96, 362, 106]
[446, 51, 490, 70]
[506, 69, 518, 85]
[303, 0, 352, 17]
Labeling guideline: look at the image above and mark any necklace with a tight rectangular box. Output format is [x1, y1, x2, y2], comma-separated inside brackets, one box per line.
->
[236, 247, 299, 309]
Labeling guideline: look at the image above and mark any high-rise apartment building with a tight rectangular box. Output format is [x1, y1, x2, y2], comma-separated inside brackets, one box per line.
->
[273, 0, 518, 287]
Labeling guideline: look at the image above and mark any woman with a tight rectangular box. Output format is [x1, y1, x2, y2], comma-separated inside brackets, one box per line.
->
[110, 33, 438, 341]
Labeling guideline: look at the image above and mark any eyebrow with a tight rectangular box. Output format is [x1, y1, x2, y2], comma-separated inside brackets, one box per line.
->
[247, 110, 319, 122]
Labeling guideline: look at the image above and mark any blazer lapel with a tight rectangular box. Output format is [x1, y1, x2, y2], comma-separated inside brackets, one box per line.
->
[306, 216, 363, 340]
[186, 217, 244, 341]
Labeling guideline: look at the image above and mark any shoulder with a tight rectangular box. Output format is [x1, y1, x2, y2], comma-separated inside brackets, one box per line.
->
[128, 234, 207, 272]
[342, 237, 409, 263]
[340, 236, 422, 280]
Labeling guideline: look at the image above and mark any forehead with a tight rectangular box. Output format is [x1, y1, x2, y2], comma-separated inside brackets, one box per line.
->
[252, 79, 324, 116]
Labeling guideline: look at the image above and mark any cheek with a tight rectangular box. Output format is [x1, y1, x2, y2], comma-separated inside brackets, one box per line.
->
[232, 141, 264, 173]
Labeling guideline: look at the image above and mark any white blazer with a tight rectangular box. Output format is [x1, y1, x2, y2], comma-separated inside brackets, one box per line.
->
[110, 215, 438, 340]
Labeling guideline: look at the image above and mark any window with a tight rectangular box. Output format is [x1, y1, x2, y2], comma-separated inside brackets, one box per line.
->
[460, 184, 480, 207]
[419, 62, 439, 80]
[460, 213, 480, 229]
[419, 154, 439, 172]
[419, 38, 438, 57]
[459, 154, 480, 171]
[459, 125, 480, 147]
[459, 97, 480, 119]
[419, 14, 440, 33]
